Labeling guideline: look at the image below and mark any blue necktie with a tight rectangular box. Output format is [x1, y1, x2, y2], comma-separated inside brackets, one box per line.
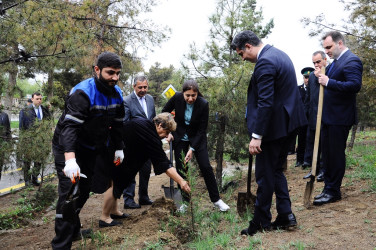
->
[327, 59, 337, 75]
[37, 108, 41, 120]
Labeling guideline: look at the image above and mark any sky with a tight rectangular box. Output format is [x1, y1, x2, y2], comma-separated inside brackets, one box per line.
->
[144, 0, 349, 84]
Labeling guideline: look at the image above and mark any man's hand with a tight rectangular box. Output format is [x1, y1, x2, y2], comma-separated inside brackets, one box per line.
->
[114, 150, 124, 166]
[64, 158, 80, 183]
[179, 180, 191, 193]
[249, 138, 262, 155]
[185, 149, 193, 163]
[318, 73, 329, 86]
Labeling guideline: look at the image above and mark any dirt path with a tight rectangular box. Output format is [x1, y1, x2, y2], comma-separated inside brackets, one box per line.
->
[0, 156, 375, 249]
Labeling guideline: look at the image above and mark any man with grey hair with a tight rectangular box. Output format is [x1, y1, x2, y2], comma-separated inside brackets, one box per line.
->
[302, 51, 328, 182]
[313, 31, 363, 205]
[122, 75, 156, 209]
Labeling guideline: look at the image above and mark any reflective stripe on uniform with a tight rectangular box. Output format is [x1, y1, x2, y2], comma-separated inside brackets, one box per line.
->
[65, 114, 84, 124]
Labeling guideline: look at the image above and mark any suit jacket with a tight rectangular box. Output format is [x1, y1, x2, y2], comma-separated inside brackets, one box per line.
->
[246, 44, 307, 142]
[304, 72, 321, 129]
[162, 92, 208, 151]
[20, 105, 51, 130]
[323, 50, 363, 126]
[123, 92, 156, 121]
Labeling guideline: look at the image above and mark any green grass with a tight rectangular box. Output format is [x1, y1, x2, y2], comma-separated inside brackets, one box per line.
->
[346, 142, 376, 192]
[10, 121, 19, 129]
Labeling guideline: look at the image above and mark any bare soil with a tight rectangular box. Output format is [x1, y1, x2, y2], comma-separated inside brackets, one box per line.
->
[0, 155, 375, 249]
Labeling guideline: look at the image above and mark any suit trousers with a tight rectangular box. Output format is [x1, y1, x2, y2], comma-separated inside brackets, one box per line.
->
[23, 161, 41, 182]
[51, 146, 95, 250]
[123, 160, 151, 203]
[304, 128, 323, 173]
[296, 125, 307, 163]
[253, 132, 295, 227]
[321, 124, 351, 196]
[174, 140, 220, 203]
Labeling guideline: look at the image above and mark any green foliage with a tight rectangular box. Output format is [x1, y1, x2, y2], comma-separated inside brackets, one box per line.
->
[183, 0, 274, 189]
[0, 183, 57, 230]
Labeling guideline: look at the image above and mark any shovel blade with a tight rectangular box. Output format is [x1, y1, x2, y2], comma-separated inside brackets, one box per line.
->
[303, 178, 315, 208]
[162, 185, 183, 209]
[237, 191, 256, 216]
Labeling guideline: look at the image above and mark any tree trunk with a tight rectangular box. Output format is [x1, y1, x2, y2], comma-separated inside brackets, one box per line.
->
[47, 69, 54, 100]
[3, 62, 18, 117]
[347, 124, 358, 151]
[215, 115, 226, 190]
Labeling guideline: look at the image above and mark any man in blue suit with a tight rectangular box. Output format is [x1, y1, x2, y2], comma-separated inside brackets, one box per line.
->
[122, 76, 156, 209]
[313, 31, 363, 205]
[231, 30, 307, 236]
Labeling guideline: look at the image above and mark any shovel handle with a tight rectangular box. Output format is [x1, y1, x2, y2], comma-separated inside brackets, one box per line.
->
[311, 67, 325, 177]
[246, 153, 253, 199]
[169, 140, 174, 194]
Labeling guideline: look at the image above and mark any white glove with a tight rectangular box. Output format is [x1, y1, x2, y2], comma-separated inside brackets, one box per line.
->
[114, 150, 124, 166]
[64, 158, 80, 183]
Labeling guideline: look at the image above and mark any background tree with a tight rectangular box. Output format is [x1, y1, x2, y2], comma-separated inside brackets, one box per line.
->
[186, 0, 273, 188]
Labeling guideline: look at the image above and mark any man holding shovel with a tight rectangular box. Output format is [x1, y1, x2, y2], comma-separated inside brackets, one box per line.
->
[231, 30, 307, 236]
[313, 31, 363, 205]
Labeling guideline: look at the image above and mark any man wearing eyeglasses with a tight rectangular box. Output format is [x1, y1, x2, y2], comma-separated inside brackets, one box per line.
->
[302, 51, 327, 182]
[294, 67, 313, 168]
[313, 31, 363, 206]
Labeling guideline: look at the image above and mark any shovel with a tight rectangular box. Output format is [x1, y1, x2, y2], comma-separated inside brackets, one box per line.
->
[304, 66, 325, 208]
[162, 140, 183, 208]
[237, 153, 256, 215]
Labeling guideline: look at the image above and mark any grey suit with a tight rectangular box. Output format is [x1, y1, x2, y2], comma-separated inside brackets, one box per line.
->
[123, 92, 156, 205]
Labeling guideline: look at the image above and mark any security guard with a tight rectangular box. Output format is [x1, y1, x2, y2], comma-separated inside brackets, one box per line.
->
[294, 67, 314, 167]
[51, 52, 125, 250]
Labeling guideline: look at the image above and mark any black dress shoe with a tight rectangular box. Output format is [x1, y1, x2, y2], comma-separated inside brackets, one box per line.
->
[313, 193, 341, 206]
[139, 198, 153, 205]
[124, 200, 141, 209]
[110, 213, 130, 219]
[295, 161, 304, 167]
[72, 229, 93, 241]
[240, 221, 270, 236]
[316, 171, 324, 182]
[98, 220, 122, 228]
[271, 213, 297, 230]
[303, 172, 312, 179]
[314, 191, 325, 200]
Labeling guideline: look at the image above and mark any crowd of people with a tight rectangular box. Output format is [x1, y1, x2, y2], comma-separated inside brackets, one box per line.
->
[0, 29, 362, 249]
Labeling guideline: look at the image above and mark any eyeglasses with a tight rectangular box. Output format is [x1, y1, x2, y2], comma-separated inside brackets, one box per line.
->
[304, 75, 309, 79]
[313, 60, 322, 65]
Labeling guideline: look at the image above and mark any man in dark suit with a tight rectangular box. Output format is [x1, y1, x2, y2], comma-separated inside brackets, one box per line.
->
[302, 51, 328, 182]
[295, 67, 313, 167]
[313, 31, 363, 205]
[231, 30, 307, 236]
[20, 92, 51, 186]
[0, 105, 11, 180]
[123, 76, 156, 209]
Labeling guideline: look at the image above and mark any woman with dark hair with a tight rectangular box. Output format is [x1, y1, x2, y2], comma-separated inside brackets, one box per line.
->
[162, 80, 230, 212]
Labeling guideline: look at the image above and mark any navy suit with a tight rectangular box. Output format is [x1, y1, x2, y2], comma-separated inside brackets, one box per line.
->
[321, 50, 363, 196]
[20, 104, 51, 183]
[304, 72, 322, 169]
[122, 92, 156, 204]
[296, 84, 308, 163]
[246, 44, 307, 227]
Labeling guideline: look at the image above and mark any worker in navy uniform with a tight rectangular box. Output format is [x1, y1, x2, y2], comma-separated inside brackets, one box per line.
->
[294, 67, 313, 167]
[51, 52, 125, 249]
